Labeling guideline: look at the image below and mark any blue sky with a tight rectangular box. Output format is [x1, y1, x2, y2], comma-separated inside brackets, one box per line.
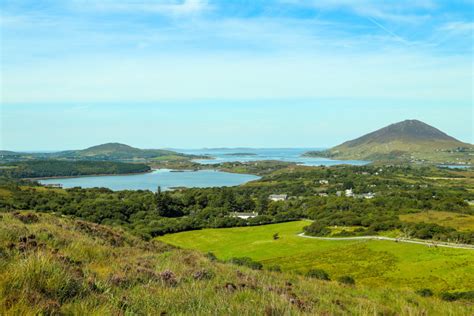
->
[1, 0, 473, 150]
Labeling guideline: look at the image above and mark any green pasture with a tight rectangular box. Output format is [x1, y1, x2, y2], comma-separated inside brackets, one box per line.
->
[159, 221, 474, 293]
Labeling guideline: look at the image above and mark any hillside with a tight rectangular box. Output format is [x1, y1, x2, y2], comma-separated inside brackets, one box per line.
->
[1, 211, 472, 315]
[305, 120, 472, 163]
[53, 143, 182, 160]
[0, 143, 199, 162]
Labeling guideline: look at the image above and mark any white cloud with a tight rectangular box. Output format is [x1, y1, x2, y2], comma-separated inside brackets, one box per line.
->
[439, 21, 474, 33]
[70, 0, 210, 16]
[285, 0, 436, 23]
[1, 0, 471, 104]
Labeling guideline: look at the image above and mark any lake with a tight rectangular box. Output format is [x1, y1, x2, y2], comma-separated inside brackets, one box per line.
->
[39, 148, 368, 191]
[39, 169, 260, 191]
[175, 148, 369, 166]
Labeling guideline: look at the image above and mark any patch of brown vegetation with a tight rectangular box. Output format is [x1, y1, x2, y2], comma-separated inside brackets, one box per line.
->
[222, 282, 237, 292]
[136, 267, 159, 282]
[11, 234, 46, 252]
[267, 281, 312, 312]
[109, 274, 129, 287]
[159, 270, 178, 286]
[192, 269, 213, 280]
[264, 306, 285, 316]
[13, 212, 39, 224]
[74, 220, 125, 246]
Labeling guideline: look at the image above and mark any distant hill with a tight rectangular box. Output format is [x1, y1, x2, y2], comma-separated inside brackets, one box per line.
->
[1, 143, 196, 162]
[0, 150, 18, 156]
[54, 142, 179, 160]
[305, 120, 472, 163]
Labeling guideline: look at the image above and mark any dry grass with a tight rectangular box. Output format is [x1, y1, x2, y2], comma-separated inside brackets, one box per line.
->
[400, 211, 474, 232]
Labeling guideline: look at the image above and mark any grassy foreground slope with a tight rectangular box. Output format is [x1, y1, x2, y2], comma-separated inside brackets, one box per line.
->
[159, 221, 474, 294]
[1, 213, 473, 315]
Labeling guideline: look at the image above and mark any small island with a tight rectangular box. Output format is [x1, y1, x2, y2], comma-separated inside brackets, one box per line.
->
[224, 153, 258, 156]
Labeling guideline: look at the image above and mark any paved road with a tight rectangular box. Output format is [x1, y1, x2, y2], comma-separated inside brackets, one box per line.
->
[297, 233, 474, 250]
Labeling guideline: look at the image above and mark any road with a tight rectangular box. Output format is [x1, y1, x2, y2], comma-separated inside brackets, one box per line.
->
[297, 233, 474, 250]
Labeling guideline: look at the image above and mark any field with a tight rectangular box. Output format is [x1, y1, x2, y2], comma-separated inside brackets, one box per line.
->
[159, 221, 474, 293]
[5, 212, 474, 315]
[400, 211, 474, 232]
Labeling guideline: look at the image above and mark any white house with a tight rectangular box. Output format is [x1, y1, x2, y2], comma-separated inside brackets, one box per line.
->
[269, 194, 287, 201]
[345, 189, 354, 197]
[44, 183, 63, 188]
[232, 212, 258, 219]
[319, 179, 329, 185]
[355, 192, 375, 199]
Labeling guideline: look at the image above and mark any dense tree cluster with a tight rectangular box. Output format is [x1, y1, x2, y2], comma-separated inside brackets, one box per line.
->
[0, 160, 150, 178]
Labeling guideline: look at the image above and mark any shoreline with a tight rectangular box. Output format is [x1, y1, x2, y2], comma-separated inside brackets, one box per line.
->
[27, 169, 155, 181]
[31, 167, 262, 182]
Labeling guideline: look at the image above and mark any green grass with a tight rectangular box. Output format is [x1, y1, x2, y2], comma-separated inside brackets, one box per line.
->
[159, 221, 474, 293]
[400, 211, 474, 232]
[2, 213, 473, 315]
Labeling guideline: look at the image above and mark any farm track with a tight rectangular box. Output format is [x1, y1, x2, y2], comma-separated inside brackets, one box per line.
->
[297, 233, 474, 250]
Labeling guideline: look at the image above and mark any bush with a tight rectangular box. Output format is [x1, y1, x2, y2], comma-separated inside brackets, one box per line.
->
[267, 265, 282, 272]
[306, 268, 330, 281]
[303, 222, 331, 237]
[337, 275, 355, 285]
[440, 291, 474, 302]
[229, 257, 263, 270]
[205, 252, 217, 262]
[415, 288, 433, 297]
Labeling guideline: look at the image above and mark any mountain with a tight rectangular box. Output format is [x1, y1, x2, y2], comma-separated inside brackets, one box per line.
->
[305, 120, 472, 162]
[55, 142, 178, 160]
[0, 143, 194, 162]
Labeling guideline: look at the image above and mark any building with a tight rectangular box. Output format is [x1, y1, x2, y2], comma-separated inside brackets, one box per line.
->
[231, 212, 258, 219]
[355, 192, 376, 199]
[269, 194, 287, 201]
[345, 189, 354, 197]
[319, 179, 329, 185]
[44, 184, 63, 188]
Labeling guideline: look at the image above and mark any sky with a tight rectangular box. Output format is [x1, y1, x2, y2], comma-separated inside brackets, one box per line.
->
[1, 0, 473, 150]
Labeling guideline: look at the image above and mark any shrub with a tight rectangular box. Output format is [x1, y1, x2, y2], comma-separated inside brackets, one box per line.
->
[303, 222, 331, 237]
[415, 288, 433, 297]
[193, 269, 213, 280]
[205, 252, 217, 262]
[229, 257, 263, 270]
[13, 212, 39, 224]
[267, 265, 282, 272]
[337, 275, 355, 285]
[440, 290, 474, 302]
[306, 268, 330, 281]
